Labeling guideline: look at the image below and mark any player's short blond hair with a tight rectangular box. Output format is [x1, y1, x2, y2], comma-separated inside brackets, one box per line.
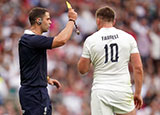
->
[96, 6, 115, 22]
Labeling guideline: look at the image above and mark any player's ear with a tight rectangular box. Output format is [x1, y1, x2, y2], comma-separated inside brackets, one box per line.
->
[113, 19, 116, 26]
[96, 18, 100, 26]
[96, 18, 101, 29]
[96, 18, 103, 30]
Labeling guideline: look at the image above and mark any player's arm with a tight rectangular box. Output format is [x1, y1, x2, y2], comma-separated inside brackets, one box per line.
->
[78, 57, 91, 74]
[130, 53, 143, 109]
[52, 8, 77, 48]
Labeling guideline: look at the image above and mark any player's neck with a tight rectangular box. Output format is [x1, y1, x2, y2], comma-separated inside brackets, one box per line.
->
[102, 22, 113, 28]
[98, 23, 113, 30]
[30, 25, 42, 35]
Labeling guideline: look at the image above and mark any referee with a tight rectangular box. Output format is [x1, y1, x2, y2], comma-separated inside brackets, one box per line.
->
[18, 7, 77, 115]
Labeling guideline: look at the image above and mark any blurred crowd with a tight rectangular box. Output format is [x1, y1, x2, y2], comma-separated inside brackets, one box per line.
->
[0, 0, 160, 115]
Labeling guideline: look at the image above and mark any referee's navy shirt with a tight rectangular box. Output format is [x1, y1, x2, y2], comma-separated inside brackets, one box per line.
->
[18, 30, 54, 87]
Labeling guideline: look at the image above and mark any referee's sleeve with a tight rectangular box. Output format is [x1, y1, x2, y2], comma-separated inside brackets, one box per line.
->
[30, 35, 54, 49]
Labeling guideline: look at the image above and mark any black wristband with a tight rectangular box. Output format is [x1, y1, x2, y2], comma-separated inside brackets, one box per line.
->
[69, 19, 75, 22]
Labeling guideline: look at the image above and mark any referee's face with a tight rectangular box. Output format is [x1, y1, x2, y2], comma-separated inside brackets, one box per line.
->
[41, 12, 51, 32]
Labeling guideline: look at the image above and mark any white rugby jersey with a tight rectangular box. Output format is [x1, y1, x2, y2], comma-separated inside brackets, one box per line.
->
[82, 27, 139, 93]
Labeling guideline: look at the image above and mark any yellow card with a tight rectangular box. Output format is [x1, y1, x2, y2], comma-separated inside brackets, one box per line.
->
[66, 1, 72, 9]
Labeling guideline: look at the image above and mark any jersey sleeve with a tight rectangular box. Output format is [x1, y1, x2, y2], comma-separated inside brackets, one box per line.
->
[130, 36, 139, 54]
[30, 35, 54, 49]
[81, 39, 90, 58]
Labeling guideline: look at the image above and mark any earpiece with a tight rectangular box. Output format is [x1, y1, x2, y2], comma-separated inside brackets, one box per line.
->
[37, 18, 42, 25]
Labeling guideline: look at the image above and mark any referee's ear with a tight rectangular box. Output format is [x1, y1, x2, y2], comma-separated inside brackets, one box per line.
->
[36, 18, 42, 25]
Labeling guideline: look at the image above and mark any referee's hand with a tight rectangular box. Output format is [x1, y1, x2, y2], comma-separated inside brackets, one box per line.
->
[134, 94, 143, 110]
[68, 8, 77, 21]
[48, 78, 62, 89]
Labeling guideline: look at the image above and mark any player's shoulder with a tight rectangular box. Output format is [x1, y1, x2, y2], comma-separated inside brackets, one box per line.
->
[85, 30, 100, 42]
[116, 28, 136, 42]
[116, 28, 133, 37]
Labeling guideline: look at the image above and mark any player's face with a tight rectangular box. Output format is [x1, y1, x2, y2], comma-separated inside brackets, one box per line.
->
[41, 12, 51, 32]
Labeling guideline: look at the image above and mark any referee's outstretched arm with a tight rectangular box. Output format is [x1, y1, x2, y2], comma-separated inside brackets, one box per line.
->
[52, 8, 77, 48]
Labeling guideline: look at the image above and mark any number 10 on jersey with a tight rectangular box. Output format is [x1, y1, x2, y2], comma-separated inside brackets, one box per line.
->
[104, 43, 119, 63]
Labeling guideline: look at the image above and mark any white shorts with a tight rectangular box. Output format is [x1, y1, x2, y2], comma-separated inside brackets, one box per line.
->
[91, 90, 135, 115]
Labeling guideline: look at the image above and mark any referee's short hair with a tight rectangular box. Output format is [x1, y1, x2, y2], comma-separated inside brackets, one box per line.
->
[29, 7, 49, 25]
[96, 6, 115, 22]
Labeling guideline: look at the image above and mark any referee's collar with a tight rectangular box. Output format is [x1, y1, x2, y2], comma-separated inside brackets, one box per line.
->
[24, 30, 47, 36]
[24, 30, 36, 35]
